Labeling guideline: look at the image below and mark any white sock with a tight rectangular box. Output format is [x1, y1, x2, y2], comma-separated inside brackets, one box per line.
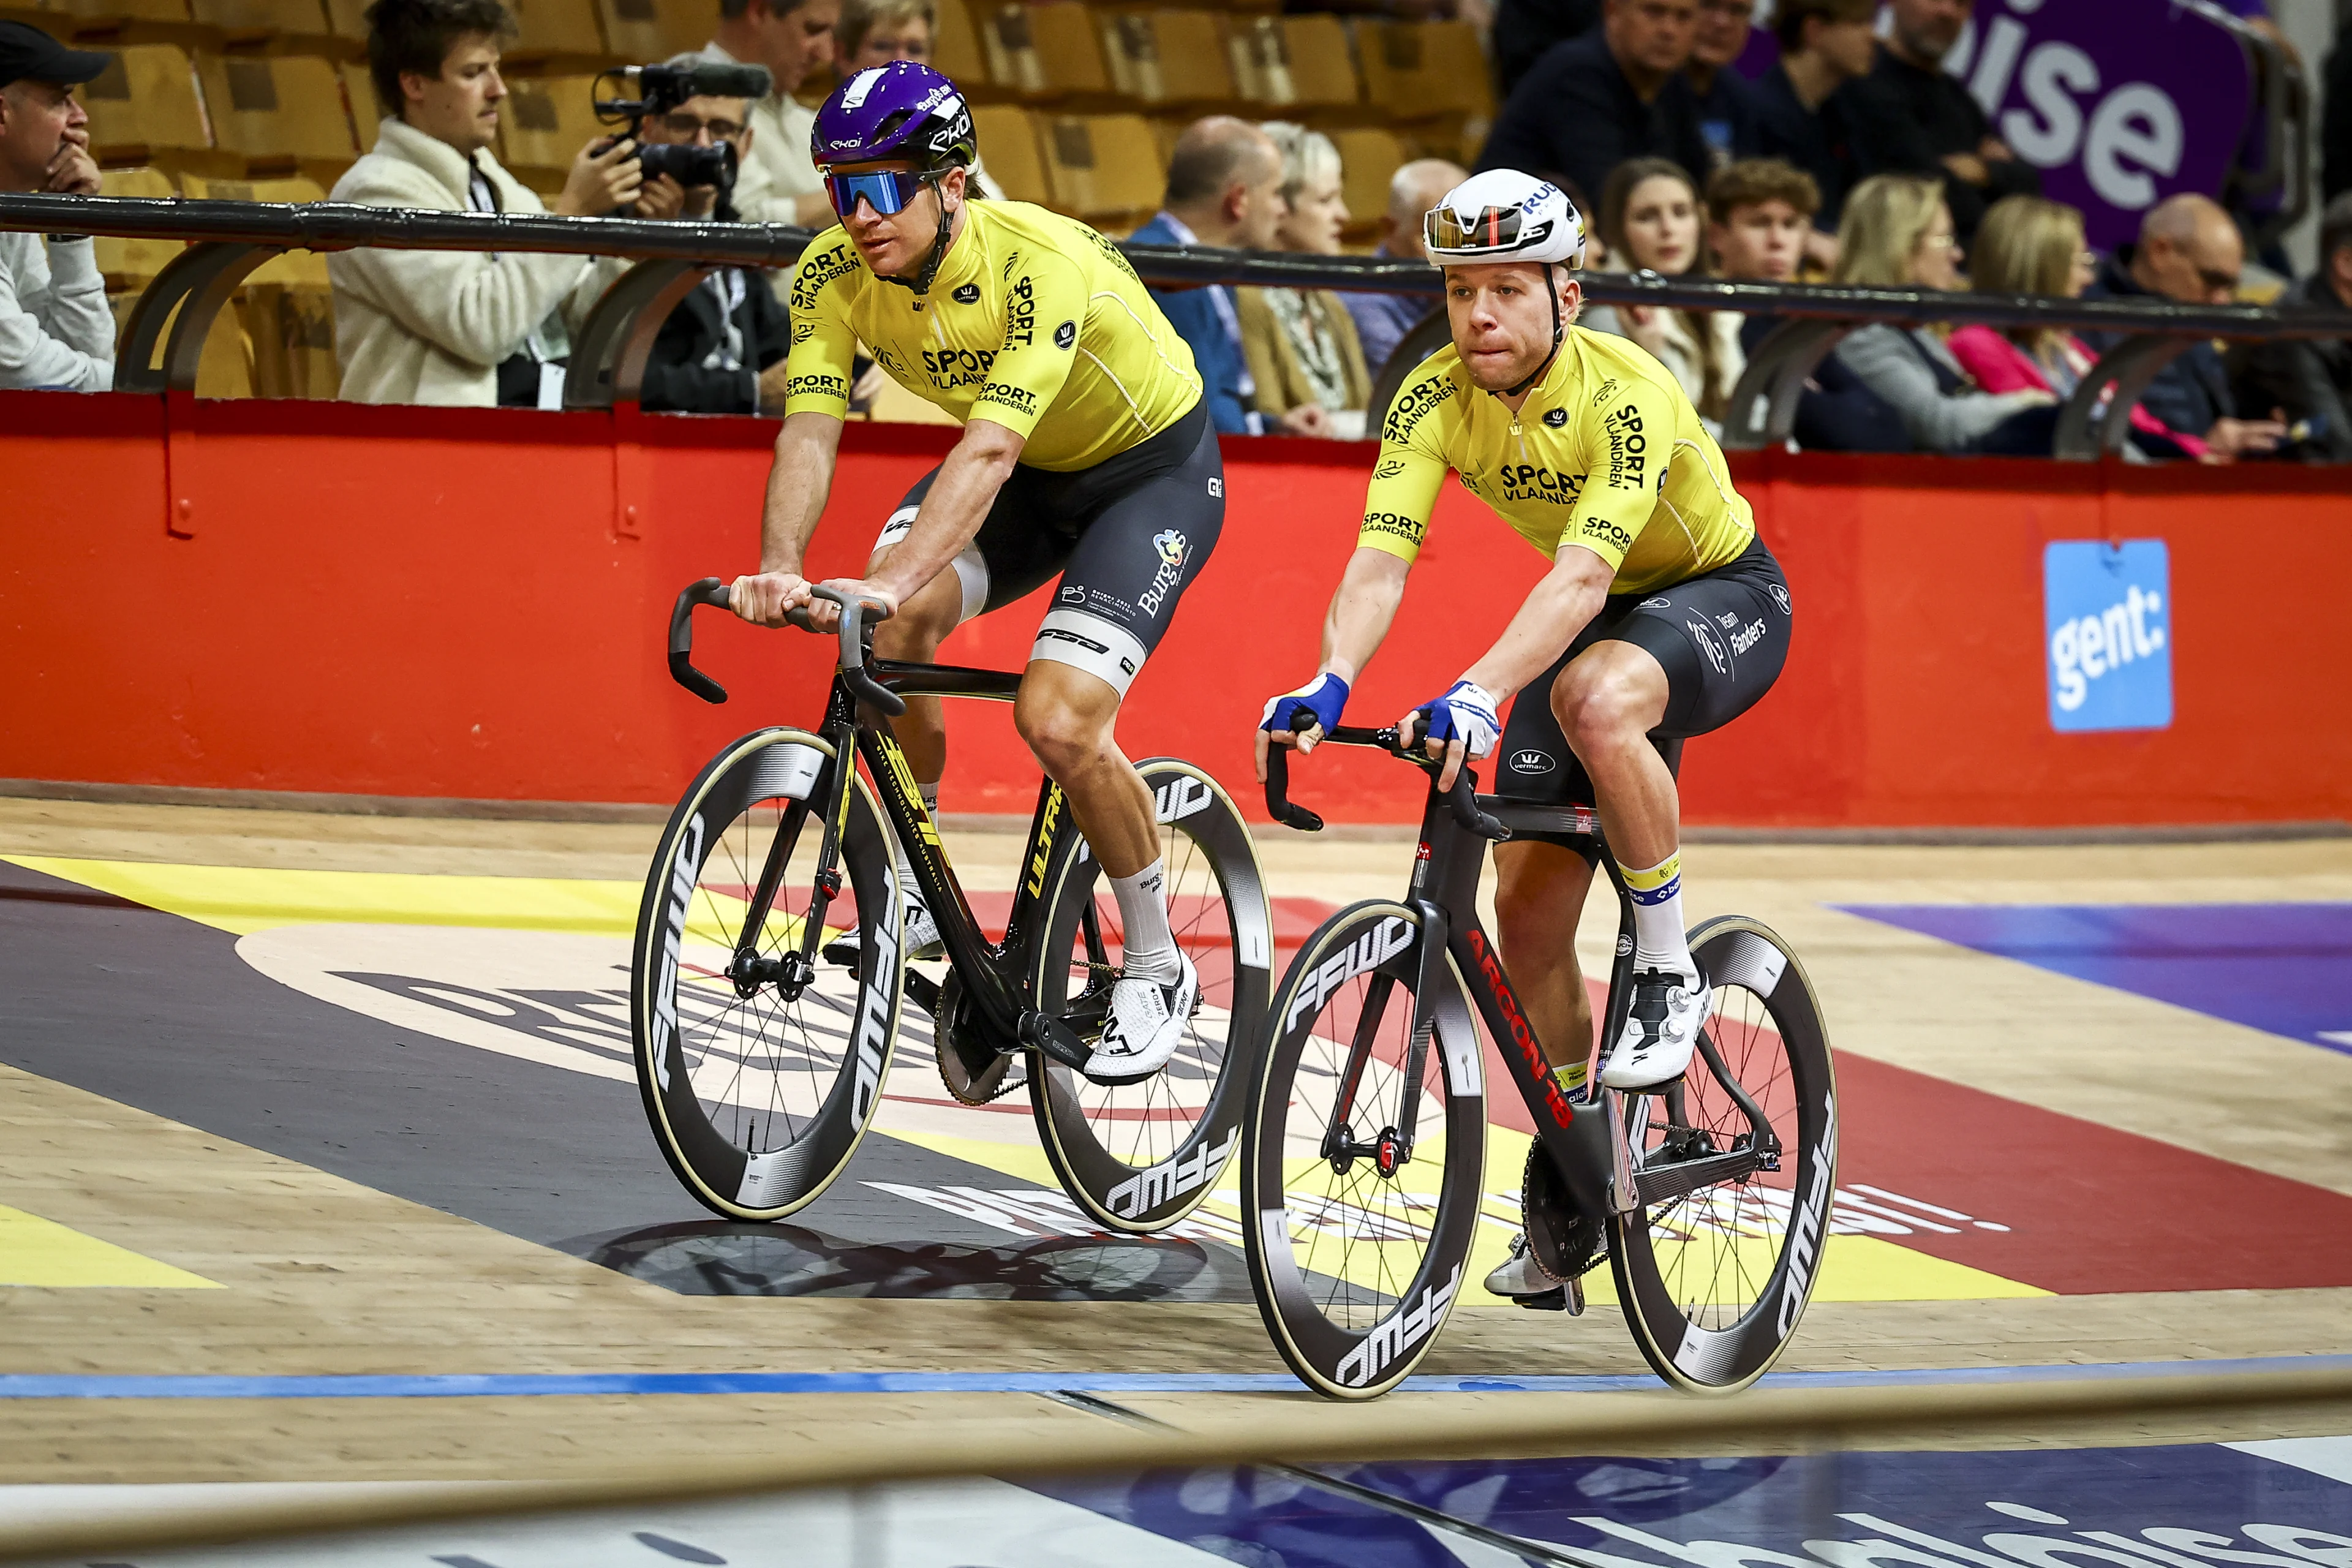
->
[1618, 850, 1695, 979]
[1110, 858, 1181, 985]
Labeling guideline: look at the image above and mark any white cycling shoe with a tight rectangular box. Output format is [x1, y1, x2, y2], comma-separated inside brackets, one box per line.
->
[1084, 953, 1198, 1083]
[1599, 967, 1712, 1089]
[1482, 1231, 1557, 1298]
[824, 886, 944, 963]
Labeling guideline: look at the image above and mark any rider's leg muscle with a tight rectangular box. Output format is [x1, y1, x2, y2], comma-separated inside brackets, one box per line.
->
[1555, 640, 1678, 869]
[1013, 658, 1159, 880]
[1493, 839, 1599, 1072]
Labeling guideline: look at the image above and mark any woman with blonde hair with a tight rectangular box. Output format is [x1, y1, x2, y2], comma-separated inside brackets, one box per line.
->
[1830, 173, 2056, 453]
[1948, 195, 2207, 459]
[1237, 122, 1371, 439]
[1579, 157, 1745, 432]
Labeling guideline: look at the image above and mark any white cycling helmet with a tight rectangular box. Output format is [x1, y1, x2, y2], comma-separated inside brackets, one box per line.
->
[1423, 169, 1586, 270]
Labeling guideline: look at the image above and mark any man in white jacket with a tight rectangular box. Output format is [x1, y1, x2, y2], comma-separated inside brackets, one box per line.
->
[695, 0, 839, 229]
[329, 0, 642, 407]
[0, 21, 114, 393]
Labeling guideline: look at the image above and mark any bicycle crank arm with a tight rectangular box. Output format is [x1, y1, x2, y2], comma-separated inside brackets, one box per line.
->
[1018, 1010, 1097, 1074]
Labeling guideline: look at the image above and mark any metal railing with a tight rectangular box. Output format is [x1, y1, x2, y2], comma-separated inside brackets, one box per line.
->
[10, 191, 2352, 461]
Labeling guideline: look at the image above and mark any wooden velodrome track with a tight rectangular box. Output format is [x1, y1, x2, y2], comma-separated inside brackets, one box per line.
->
[2, 795, 2350, 1488]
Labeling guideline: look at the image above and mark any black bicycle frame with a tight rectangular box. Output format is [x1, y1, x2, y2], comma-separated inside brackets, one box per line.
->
[667, 578, 1098, 1074]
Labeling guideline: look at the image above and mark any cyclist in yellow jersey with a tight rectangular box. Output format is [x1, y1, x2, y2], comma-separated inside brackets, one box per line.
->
[728, 62, 1220, 1082]
[1254, 171, 1795, 1303]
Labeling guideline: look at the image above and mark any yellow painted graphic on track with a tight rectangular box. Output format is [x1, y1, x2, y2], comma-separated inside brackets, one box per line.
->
[0, 1205, 221, 1289]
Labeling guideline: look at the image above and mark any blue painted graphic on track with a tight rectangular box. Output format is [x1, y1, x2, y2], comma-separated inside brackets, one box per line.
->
[1840, 903, 2352, 1057]
[1029, 1441, 2352, 1568]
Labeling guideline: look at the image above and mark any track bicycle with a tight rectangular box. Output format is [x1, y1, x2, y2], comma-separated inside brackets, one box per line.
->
[1245, 725, 1836, 1398]
[630, 579, 1271, 1232]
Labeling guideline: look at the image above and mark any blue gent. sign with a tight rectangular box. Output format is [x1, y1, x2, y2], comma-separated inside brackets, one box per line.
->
[2045, 539, 2172, 733]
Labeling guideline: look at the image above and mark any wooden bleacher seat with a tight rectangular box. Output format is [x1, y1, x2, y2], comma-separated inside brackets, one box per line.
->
[1100, 10, 1232, 109]
[337, 59, 381, 154]
[503, 0, 610, 69]
[45, 0, 198, 29]
[974, 0, 1106, 101]
[197, 53, 358, 181]
[931, 0, 987, 91]
[655, 0, 717, 58]
[1038, 113, 1161, 229]
[186, 0, 334, 45]
[1276, 14, 1359, 111]
[1330, 126, 1406, 243]
[1357, 19, 1490, 122]
[970, 102, 1047, 205]
[1222, 13, 1288, 107]
[592, 0, 663, 59]
[496, 72, 604, 189]
[81, 42, 242, 175]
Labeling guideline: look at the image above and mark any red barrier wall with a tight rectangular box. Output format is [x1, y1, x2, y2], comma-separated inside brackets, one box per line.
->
[4, 390, 2346, 829]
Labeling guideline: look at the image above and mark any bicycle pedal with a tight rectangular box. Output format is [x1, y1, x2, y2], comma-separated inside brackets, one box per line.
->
[821, 937, 859, 969]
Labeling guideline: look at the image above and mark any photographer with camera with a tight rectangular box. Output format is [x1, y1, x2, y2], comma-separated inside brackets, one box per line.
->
[611, 56, 792, 415]
[329, 0, 640, 407]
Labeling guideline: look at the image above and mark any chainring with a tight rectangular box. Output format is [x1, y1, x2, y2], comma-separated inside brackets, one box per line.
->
[933, 967, 1025, 1105]
[1522, 1139, 1608, 1281]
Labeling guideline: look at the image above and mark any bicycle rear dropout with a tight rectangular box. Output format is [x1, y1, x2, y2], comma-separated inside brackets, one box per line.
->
[630, 579, 1272, 1234]
[1244, 726, 1836, 1398]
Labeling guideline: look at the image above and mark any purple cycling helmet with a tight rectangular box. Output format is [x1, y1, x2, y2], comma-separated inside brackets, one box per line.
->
[811, 61, 976, 172]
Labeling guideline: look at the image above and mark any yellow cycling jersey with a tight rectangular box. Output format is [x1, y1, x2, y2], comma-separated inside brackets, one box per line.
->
[780, 198, 1202, 472]
[1358, 324, 1755, 595]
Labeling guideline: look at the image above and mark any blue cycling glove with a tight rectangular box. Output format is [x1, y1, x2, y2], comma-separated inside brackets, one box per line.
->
[1261, 671, 1350, 748]
[1412, 679, 1502, 759]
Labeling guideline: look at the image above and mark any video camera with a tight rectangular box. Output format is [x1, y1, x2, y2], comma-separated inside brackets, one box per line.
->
[592, 61, 773, 190]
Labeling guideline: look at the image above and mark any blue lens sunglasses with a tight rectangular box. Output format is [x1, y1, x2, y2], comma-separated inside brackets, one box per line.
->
[823, 168, 936, 217]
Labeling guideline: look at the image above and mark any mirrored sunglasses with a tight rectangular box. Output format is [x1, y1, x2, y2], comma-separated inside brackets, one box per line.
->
[824, 168, 932, 217]
[1425, 203, 1553, 255]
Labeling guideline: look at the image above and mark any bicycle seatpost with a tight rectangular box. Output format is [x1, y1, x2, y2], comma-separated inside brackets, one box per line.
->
[804, 585, 907, 717]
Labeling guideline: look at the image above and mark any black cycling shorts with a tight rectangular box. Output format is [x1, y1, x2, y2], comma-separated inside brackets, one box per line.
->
[872, 399, 1222, 697]
[1493, 535, 1793, 849]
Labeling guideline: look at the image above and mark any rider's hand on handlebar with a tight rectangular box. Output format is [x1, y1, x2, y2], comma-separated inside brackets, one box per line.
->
[806, 577, 901, 635]
[1254, 672, 1350, 781]
[1399, 679, 1501, 793]
[728, 571, 812, 628]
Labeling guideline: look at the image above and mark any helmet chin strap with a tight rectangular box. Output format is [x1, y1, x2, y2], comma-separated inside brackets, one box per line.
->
[1498, 263, 1566, 399]
[878, 173, 955, 297]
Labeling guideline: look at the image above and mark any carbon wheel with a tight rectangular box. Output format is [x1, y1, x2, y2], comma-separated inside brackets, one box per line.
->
[631, 727, 903, 1221]
[1243, 902, 1487, 1400]
[1028, 760, 1272, 1232]
[1610, 914, 1836, 1392]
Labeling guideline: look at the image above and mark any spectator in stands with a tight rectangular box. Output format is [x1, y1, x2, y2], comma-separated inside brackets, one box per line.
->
[1837, 0, 2037, 243]
[1491, 0, 1602, 102]
[698, 0, 839, 228]
[1239, 123, 1371, 440]
[2084, 194, 2285, 462]
[0, 21, 111, 392]
[1479, 0, 1711, 216]
[1336, 157, 1466, 375]
[1131, 116, 1303, 437]
[837, 0, 929, 66]
[625, 61, 791, 415]
[1684, 0, 1757, 173]
[1749, 0, 1870, 247]
[1831, 173, 2056, 454]
[330, 0, 641, 408]
[1705, 158, 1907, 450]
[2230, 191, 2352, 464]
[1950, 196, 2207, 461]
[1581, 158, 1743, 429]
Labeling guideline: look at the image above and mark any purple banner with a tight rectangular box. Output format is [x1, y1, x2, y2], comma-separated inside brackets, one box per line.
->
[1731, 0, 2255, 249]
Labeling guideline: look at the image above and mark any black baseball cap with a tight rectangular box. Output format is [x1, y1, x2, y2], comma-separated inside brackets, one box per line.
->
[0, 20, 112, 91]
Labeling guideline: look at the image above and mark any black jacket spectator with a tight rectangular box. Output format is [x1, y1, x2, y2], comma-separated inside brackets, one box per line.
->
[1738, 311, 1909, 452]
[1751, 61, 1855, 227]
[1491, 0, 1604, 102]
[1836, 44, 2037, 241]
[641, 268, 791, 415]
[1480, 32, 1711, 208]
[2229, 271, 2352, 464]
[2081, 249, 2234, 442]
[2326, 27, 2352, 205]
[1689, 65, 1760, 172]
